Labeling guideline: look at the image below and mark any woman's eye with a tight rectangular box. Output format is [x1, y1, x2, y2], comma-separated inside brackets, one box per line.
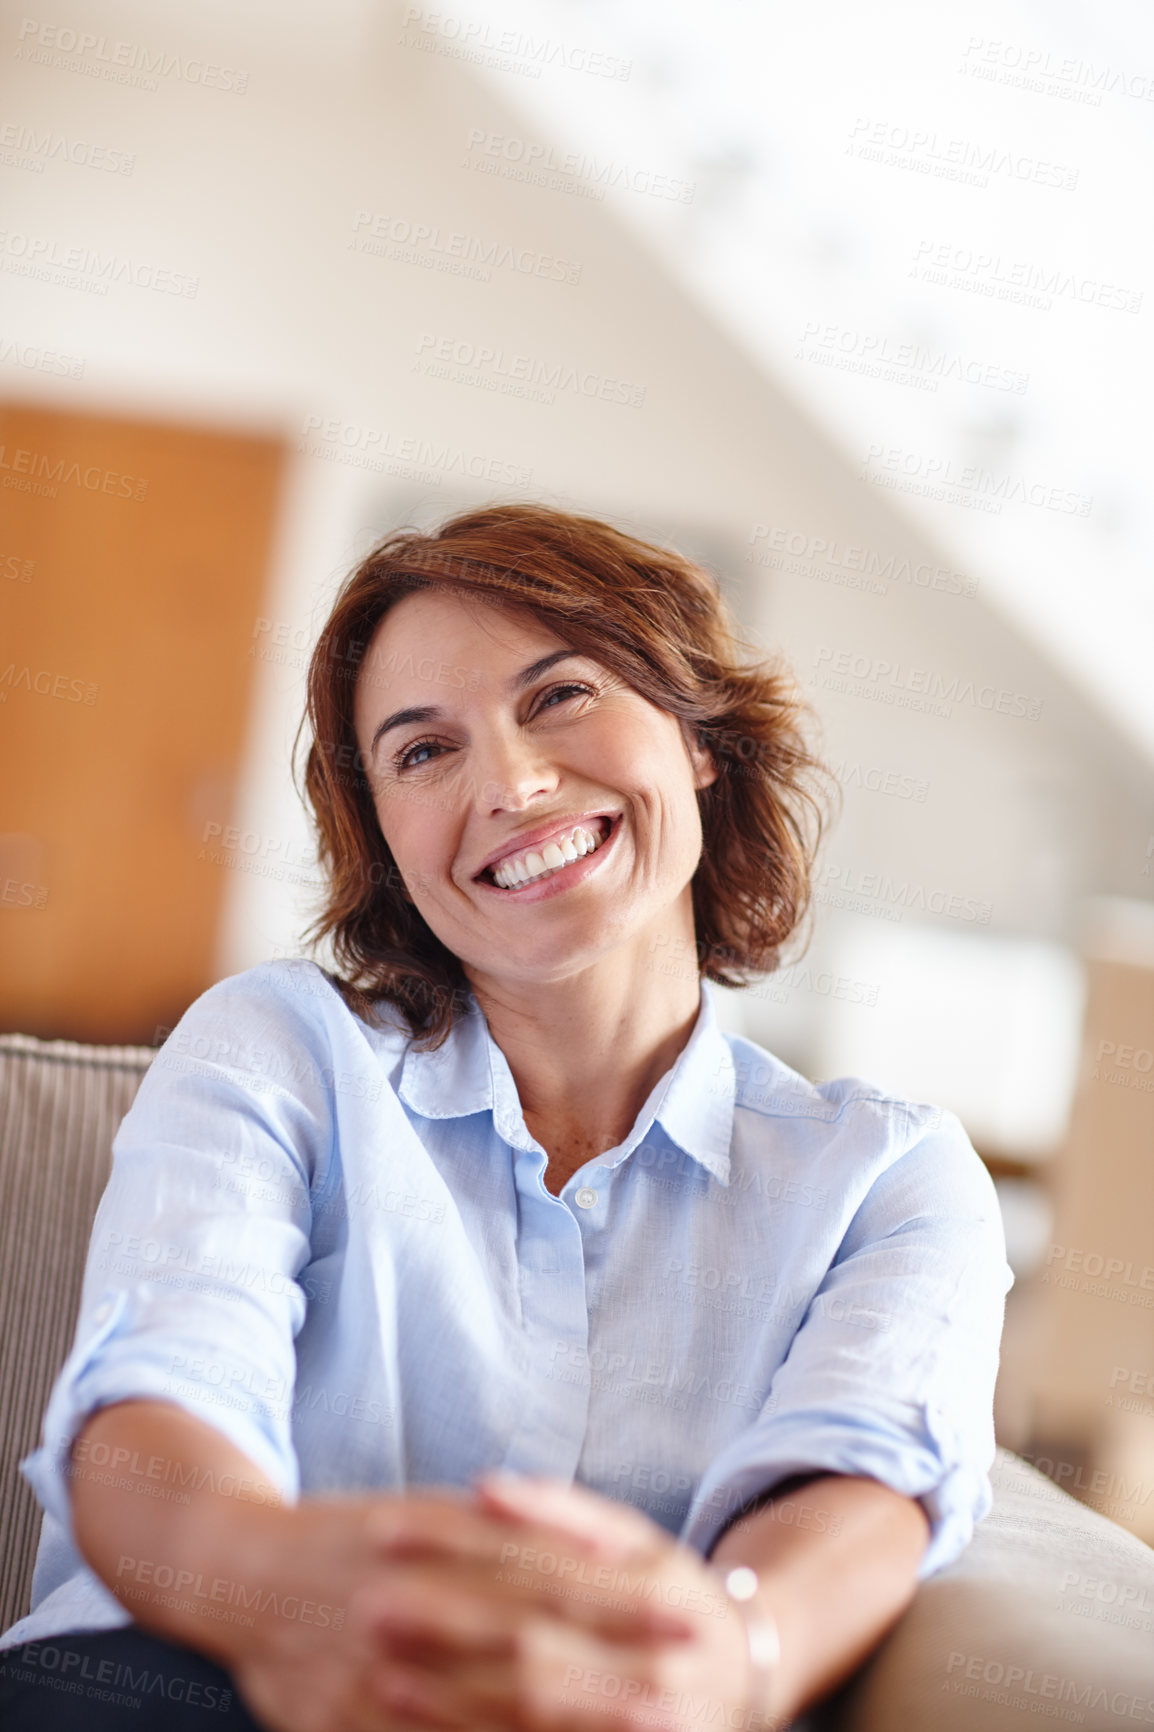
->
[395, 737, 441, 771]
[392, 684, 593, 772]
[539, 682, 593, 709]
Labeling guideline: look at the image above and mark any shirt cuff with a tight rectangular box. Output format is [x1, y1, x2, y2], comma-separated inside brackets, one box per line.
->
[20, 1286, 301, 1554]
[679, 1396, 992, 1579]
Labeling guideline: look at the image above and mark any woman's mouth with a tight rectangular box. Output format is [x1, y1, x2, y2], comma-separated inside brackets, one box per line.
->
[475, 814, 621, 901]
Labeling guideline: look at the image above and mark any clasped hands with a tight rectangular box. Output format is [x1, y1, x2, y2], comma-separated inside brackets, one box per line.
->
[233, 1473, 760, 1732]
[358, 1473, 758, 1732]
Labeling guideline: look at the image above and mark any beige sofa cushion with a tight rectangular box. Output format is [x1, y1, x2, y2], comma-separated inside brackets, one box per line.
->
[830, 1446, 1154, 1729]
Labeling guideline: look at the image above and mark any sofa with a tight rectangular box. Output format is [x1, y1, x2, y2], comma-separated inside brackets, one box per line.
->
[2, 1029, 1153, 1729]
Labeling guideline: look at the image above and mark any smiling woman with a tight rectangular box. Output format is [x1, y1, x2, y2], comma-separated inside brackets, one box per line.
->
[304, 503, 831, 1195]
[0, 502, 1013, 1732]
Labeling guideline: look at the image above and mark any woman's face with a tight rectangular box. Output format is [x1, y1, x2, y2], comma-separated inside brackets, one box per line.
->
[351, 586, 717, 991]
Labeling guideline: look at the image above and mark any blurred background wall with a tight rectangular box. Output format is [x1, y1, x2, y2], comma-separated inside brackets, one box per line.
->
[1, 0, 1152, 1539]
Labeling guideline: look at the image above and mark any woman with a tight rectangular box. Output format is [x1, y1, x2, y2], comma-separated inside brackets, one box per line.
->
[0, 503, 1013, 1731]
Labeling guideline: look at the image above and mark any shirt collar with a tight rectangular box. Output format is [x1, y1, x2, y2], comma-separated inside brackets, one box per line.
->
[397, 978, 734, 1186]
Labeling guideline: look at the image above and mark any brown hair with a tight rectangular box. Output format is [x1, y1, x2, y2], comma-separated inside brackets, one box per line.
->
[298, 502, 834, 1048]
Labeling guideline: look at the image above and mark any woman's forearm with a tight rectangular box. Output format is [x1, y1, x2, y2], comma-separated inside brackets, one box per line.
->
[68, 1398, 289, 1666]
[708, 1473, 930, 1723]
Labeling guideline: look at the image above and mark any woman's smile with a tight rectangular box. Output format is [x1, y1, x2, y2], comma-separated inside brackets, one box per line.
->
[473, 812, 624, 903]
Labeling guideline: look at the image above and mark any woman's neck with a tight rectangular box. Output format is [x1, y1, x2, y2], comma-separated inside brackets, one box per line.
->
[467, 938, 705, 1193]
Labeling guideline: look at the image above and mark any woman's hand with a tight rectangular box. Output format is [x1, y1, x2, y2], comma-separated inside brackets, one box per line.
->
[349, 1477, 756, 1732]
[220, 1483, 708, 1732]
[216, 1492, 447, 1732]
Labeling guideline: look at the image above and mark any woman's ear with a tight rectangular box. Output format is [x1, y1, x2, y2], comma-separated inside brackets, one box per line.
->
[686, 723, 720, 792]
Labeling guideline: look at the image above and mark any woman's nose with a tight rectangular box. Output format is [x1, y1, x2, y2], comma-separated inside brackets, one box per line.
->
[468, 726, 560, 812]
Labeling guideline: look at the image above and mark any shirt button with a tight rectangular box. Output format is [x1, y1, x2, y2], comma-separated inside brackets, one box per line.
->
[92, 1299, 113, 1325]
[574, 1187, 598, 1210]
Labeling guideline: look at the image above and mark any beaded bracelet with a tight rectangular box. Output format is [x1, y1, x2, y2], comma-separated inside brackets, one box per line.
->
[721, 1565, 782, 1727]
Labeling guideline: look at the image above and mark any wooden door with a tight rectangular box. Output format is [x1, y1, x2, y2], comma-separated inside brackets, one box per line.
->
[0, 401, 285, 1043]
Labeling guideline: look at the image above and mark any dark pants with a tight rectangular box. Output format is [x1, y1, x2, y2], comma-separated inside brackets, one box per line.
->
[0, 1624, 848, 1731]
[0, 1627, 266, 1728]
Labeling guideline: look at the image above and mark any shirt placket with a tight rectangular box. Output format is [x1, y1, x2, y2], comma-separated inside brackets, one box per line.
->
[497, 1126, 593, 1479]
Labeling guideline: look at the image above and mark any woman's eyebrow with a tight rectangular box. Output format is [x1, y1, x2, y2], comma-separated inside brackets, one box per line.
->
[368, 648, 584, 756]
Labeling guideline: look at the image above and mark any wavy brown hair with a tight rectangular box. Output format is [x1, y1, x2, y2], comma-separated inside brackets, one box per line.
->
[297, 502, 835, 1048]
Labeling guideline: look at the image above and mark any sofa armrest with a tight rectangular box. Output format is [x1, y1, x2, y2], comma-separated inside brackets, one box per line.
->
[812, 1447, 1154, 1731]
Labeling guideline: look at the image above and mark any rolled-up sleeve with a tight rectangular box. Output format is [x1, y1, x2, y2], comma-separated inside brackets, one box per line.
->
[20, 970, 332, 1547]
[681, 1106, 1014, 1578]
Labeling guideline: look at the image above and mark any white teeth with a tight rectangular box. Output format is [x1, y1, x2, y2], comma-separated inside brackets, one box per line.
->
[491, 820, 609, 889]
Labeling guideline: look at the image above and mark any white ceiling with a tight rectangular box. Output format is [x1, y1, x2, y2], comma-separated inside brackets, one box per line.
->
[431, 0, 1154, 762]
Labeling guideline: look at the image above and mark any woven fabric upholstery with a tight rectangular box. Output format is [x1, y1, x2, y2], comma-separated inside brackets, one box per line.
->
[0, 1032, 154, 1635]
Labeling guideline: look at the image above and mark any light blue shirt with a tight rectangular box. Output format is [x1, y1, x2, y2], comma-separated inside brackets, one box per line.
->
[2, 958, 1013, 1651]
